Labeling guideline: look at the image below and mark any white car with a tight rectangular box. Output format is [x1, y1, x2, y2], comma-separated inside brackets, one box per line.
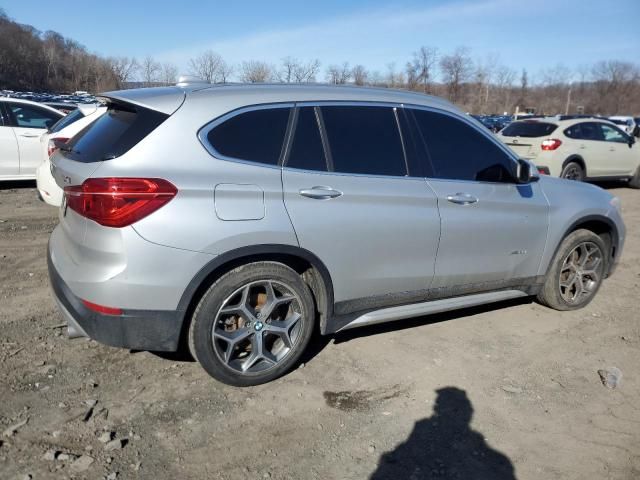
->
[608, 116, 637, 136]
[497, 118, 640, 187]
[0, 98, 64, 181]
[36, 103, 106, 206]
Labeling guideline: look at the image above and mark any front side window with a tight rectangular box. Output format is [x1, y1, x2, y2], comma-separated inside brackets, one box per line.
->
[207, 107, 291, 165]
[286, 107, 327, 171]
[412, 109, 515, 183]
[8, 103, 60, 129]
[572, 122, 604, 141]
[600, 124, 628, 143]
[320, 106, 406, 176]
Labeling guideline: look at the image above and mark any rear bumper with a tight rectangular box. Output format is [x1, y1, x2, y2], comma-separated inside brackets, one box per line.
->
[48, 244, 183, 351]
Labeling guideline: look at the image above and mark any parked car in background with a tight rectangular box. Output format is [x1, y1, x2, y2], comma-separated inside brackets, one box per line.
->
[608, 116, 636, 136]
[0, 98, 64, 181]
[48, 84, 625, 386]
[497, 118, 640, 186]
[44, 102, 80, 114]
[37, 103, 106, 206]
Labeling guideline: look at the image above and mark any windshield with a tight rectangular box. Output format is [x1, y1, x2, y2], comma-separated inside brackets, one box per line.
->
[501, 122, 557, 138]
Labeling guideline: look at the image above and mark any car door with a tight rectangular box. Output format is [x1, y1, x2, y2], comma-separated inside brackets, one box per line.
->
[5, 102, 61, 176]
[408, 107, 549, 291]
[0, 104, 20, 177]
[598, 123, 637, 176]
[282, 104, 441, 313]
[563, 121, 607, 177]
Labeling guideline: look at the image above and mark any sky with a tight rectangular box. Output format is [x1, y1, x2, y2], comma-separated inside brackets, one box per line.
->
[2, 0, 639, 82]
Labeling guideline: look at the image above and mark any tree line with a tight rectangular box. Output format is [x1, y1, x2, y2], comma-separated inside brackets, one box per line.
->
[1, 10, 638, 115]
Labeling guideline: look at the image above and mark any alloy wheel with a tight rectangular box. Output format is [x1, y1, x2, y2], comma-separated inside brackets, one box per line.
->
[558, 241, 603, 304]
[211, 280, 303, 374]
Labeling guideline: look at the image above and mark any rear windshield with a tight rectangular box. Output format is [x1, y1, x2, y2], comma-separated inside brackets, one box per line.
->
[501, 121, 557, 138]
[49, 108, 84, 133]
[61, 102, 168, 163]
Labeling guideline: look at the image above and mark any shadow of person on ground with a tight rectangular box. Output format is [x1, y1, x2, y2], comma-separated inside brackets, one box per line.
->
[370, 387, 516, 480]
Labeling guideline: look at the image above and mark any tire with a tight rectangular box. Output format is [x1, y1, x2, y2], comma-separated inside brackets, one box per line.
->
[629, 165, 640, 189]
[188, 261, 315, 386]
[537, 229, 607, 311]
[560, 161, 585, 181]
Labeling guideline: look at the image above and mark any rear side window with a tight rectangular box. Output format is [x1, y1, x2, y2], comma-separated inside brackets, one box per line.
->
[286, 107, 327, 171]
[412, 109, 515, 183]
[49, 108, 84, 133]
[7, 103, 61, 129]
[207, 107, 291, 165]
[63, 102, 168, 163]
[320, 106, 406, 176]
[501, 121, 557, 138]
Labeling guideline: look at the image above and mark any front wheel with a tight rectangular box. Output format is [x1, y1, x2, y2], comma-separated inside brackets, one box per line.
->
[560, 162, 585, 181]
[537, 229, 607, 311]
[188, 262, 316, 386]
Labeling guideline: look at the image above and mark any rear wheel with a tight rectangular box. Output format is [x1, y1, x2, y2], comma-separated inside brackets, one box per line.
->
[188, 262, 315, 386]
[629, 165, 640, 189]
[560, 162, 585, 181]
[537, 229, 607, 310]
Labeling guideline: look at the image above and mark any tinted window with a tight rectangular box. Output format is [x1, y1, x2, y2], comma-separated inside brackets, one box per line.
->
[412, 109, 515, 183]
[570, 122, 604, 141]
[207, 107, 291, 165]
[8, 103, 61, 129]
[600, 124, 628, 143]
[287, 107, 327, 171]
[63, 102, 168, 163]
[49, 108, 84, 133]
[321, 106, 406, 176]
[501, 121, 557, 138]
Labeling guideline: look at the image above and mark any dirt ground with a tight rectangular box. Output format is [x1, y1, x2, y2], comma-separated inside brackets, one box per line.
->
[0, 180, 638, 480]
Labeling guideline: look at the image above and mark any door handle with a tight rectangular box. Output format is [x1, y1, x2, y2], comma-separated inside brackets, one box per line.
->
[579, 144, 586, 149]
[609, 147, 616, 152]
[299, 186, 343, 200]
[19, 132, 40, 138]
[446, 193, 478, 205]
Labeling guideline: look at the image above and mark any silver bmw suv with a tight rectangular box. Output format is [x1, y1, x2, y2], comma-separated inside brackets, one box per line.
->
[48, 84, 625, 386]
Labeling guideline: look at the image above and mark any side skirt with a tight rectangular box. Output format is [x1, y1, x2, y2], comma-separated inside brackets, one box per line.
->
[335, 289, 529, 332]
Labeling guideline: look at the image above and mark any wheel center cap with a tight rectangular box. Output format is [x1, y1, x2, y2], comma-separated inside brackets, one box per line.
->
[254, 321, 264, 331]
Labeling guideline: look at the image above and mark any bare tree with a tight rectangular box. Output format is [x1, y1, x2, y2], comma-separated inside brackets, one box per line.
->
[278, 57, 321, 83]
[591, 60, 639, 114]
[326, 62, 351, 84]
[439, 47, 473, 103]
[160, 62, 178, 85]
[409, 46, 438, 93]
[494, 65, 516, 113]
[141, 55, 161, 86]
[240, 60, 272, 83]
[108, 56, 139, 88]
[351, 64, 369, 86]
[189, 50, 227, 83]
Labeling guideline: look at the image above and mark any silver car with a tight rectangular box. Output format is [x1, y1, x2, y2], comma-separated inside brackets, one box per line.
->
[48, 84, 626, 386]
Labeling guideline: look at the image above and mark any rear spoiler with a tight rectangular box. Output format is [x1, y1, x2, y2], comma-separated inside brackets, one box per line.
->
[99, 87, 187, 115]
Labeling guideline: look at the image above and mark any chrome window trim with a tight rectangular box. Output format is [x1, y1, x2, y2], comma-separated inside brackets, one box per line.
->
[197, 102, 295, 169]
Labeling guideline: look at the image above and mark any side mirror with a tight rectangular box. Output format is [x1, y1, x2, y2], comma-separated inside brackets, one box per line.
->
[516, 158, 539, 183]
[629, 136, 636, 147]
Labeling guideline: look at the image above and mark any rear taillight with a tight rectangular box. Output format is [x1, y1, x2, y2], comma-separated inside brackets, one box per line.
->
[48, 137, 69, 157]
[541, 138, 562, 151]
[64, 178, 177, 228]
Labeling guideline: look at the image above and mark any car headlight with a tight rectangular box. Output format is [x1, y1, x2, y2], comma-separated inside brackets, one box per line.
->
[610, 196, 622, 213]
